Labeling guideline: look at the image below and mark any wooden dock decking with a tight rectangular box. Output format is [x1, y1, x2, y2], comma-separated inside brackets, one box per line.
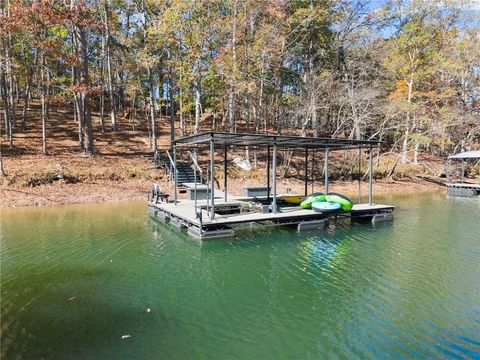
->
[148, 196, 395, 240]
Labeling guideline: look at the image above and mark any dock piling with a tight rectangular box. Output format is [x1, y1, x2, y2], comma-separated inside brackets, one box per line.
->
[368, 147, 373, 205]
[325, 148, 329, 193]
[224, 144, 228, 202]
[210, 137, 215, 219]
[304, 148, 308, 196]
[272, 142, 277, 213]
[173, 145, 177, 205]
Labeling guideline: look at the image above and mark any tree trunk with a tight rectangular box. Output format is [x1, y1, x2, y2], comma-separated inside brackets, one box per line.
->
[103, 0, 117, 131]
[413, 141, 419, 165]
[148, 67, 157, 152]
[99, 10, 106, 133]
[72, 65, 84, 149]
[22, 81, 30, 129]
[0, 143, 7, 177]
[40, 52, 48, 155]
[168, 66, 175, 144]
[5, 31, 16, 128]
[228, 0, 238, 133]
[402, 75, 414, 164]
[194, 80, 201, 134]
[1, 63, 13, 148]
[72, 11, 94, 156]
[21, 49, 36, 130]
[179, 88, 184, 136]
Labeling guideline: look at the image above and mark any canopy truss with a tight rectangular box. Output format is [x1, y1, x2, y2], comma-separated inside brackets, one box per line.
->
[172, 132, 382, 149]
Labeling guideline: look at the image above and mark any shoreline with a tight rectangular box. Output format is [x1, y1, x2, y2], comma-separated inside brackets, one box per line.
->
[0, 178, 444, 208]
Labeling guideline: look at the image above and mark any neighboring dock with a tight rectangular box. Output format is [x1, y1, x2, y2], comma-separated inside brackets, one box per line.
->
[446, 151, 480, 198]
[446, 183, 480, 197]
[149, 131, 395, 240]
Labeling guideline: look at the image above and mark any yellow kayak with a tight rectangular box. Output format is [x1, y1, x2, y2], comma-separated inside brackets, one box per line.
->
[279, 194, 303, 205]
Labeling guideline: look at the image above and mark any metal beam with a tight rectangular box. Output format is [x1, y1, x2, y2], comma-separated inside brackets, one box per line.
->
[267, 145, 271, 202]
[324, 148, 329, 193]
[311, 149, 315, 194]
[272, 142, 277, 213]
[172, 131, 383, 149]
[368, 148, 373, 205]
[210, 138, 215, 219]
[304, 148, 308, 196]
[358, 147, 362, 204]
[224, 145, 227, 202]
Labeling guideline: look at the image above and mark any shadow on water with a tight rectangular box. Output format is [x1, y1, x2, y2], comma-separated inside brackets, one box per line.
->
[1, 264, 165, 360]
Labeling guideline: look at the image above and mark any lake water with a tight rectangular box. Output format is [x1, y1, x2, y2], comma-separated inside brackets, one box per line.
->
[1, 193, 479, 359]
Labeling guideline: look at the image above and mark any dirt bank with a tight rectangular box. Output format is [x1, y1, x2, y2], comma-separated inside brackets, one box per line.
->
[1, 174, 443, 208]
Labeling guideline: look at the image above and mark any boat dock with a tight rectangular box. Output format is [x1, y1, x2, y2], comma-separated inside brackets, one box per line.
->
[446, 151, 480, 197]
[149, 132, 395, 240]
[148, 197, 394, 239]
[446, 183, 480, 197]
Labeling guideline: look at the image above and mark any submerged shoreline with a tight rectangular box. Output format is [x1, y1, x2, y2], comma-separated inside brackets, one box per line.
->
[0, 178, 443, 208]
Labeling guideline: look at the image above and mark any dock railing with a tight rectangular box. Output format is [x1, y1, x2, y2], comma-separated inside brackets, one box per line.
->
[166, 150, 177, 184]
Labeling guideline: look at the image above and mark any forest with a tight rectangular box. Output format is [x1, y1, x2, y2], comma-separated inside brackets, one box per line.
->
[0, 0, 479, 176]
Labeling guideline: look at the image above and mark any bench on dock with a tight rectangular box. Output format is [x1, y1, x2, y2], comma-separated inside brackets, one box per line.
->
[185, 185, 212, 200]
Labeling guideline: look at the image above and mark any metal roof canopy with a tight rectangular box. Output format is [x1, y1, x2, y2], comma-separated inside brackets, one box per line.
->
[172, 132, 382, 149]
[171, 131, 379, 217]
[448, 150, 480, 159]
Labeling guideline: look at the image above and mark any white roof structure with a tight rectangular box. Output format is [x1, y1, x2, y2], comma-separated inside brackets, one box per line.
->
[448, 150, 480, 159]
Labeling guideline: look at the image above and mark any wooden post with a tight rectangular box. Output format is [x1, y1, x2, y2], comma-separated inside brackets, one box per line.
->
[210, 138, 215, 219]
[272, 142, 277, 213]
[324, 148, 329, 193]
[368, 147, 373, 205]
[224, 144, 228, 202]
[304, 148, 308, 196]
[173, 144, 177, 205]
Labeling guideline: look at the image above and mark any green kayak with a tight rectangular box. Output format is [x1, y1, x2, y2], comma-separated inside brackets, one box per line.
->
[325, 193, 353, 211]
[300, 192, 326, 209]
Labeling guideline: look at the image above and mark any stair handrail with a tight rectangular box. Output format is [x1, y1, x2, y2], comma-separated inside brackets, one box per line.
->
[165, 150, 178, 182]
[187, 150, 203, 175]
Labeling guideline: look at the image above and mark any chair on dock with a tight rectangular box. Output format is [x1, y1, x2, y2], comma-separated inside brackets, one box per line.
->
[152, 184, 169, 204]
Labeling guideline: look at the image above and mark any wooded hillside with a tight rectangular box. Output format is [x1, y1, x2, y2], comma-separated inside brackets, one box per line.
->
[1, 0, 479, 172]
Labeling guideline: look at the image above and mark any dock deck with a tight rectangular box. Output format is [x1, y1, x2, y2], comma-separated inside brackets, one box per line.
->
[148, 196, 394, 240]
[446, 183, 480, 197]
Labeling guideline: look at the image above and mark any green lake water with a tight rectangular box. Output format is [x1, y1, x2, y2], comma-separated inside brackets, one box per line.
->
[1, 193, 479, 359]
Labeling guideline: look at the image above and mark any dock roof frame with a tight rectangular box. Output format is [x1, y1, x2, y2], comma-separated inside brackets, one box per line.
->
[171, 132, 382, 218]
[172, 132, 382, 149]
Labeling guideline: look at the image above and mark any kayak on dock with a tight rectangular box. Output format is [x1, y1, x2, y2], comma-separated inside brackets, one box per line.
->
[325, 193, 353, 211]
[300, 192, 326, 209]
[280, 194, 303, 205]
[300, 192, 353, 211]
[312, 201, 342, 213]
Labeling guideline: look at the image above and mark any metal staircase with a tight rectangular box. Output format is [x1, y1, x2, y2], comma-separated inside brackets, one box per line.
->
[164, 150, 203, 185]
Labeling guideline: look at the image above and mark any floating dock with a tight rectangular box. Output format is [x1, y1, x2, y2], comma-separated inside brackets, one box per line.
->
[446, 183, 480, 197]
[148, 196, 394, 240]
[150, 131, 395, 240]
